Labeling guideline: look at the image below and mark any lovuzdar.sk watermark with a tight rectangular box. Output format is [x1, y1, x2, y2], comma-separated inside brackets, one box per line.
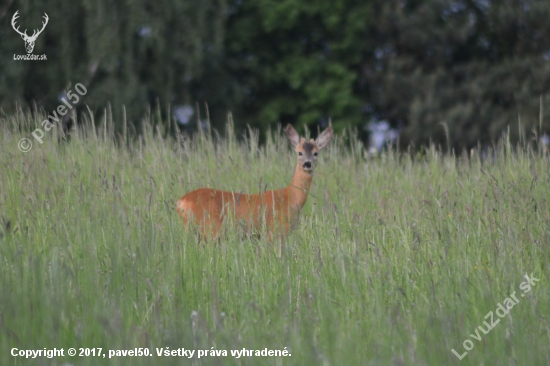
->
[14, 54, 47, 61]
[11, 10, 48, 60]
[451, 273, 541, 360]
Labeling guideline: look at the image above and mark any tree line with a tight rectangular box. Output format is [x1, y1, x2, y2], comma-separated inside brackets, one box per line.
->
[1, 0, 549, 150]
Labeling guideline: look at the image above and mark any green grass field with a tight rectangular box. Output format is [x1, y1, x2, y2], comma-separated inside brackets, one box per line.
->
[1, 111, 549, 365]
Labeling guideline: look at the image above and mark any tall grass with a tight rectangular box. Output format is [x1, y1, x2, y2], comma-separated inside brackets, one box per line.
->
[1, 110, 549, 365]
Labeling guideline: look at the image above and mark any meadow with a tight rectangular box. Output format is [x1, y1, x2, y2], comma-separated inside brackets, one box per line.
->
[1, 110, 549, 365]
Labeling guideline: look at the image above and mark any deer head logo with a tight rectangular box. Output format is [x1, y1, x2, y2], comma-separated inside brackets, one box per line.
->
[11, 11, 49, 54]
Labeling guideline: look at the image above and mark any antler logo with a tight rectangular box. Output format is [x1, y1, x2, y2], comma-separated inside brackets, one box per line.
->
[11, 11, 49, 54]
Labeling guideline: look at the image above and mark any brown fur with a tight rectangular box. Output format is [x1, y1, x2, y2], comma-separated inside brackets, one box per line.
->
[176, 124, 333, 240]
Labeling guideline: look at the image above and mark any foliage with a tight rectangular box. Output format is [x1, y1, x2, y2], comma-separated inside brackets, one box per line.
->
[1, 0, 550, 147]
[0, 0, 229, 129]
[1, 115, 550, 364]
[367, 0, 550, 149]
[225, 0, 372, 133]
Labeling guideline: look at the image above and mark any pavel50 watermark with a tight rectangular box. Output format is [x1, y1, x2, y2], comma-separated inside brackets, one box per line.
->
[18, 83, 87, 153]
[451, 273, 540, 360]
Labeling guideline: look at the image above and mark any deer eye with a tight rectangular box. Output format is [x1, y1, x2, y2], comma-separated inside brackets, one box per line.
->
[298, 152, 303, 156]
[314, 152, 318, 157]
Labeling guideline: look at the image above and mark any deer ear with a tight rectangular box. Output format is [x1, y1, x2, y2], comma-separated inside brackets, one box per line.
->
[315, 126, 333, 151]
[284, 125, 300, 150]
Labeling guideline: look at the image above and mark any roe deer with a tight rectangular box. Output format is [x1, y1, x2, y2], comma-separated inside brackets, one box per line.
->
[176, 124, 333, 240]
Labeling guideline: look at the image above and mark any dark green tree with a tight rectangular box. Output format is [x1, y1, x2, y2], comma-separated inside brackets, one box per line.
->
[225, 0, 373, 134]
[364, 0, 550, 150]
[0, 0, 229, 132]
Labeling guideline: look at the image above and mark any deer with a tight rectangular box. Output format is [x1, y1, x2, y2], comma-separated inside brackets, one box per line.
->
[176, 124, 333, 241]
[11, 11, 49, 54]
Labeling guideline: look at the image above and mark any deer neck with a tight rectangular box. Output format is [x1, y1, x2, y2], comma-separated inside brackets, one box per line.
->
[287, 163, 313, 210]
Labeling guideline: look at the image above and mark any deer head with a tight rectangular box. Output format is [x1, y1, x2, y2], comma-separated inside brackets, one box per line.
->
[285, 124, 333, 173]
[12, 11, 49, 54]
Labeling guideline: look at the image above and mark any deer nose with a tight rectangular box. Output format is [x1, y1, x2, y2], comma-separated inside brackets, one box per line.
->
[303, 161, 311, 169]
